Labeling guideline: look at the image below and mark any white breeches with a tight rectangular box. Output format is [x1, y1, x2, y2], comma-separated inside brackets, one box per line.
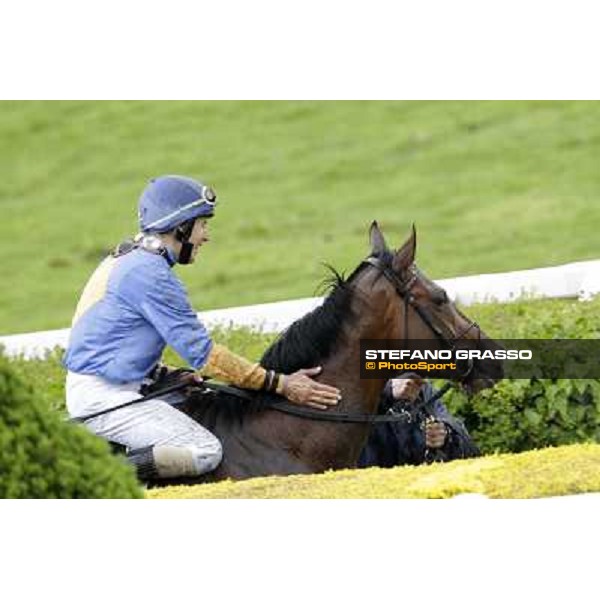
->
[66, 371, 222, 475]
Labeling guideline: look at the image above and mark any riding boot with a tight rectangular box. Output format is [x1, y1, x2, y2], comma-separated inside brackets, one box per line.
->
[126, 445, 212, 481]
[126, 446, 159, 482]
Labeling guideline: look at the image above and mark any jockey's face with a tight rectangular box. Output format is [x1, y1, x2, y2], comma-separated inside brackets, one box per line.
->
[189, 218, 210, 262]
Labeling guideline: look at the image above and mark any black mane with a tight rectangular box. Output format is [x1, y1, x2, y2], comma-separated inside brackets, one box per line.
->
[260, 266, 358, 372]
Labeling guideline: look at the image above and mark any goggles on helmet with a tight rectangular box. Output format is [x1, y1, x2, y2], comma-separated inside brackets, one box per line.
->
[142, 185, 217, 232]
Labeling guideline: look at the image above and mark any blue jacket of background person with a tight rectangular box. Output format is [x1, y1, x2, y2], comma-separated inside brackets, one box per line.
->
[358, 380, 480, 468]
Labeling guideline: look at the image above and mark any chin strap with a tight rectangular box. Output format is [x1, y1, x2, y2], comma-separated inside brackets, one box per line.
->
[177, 241, 194, 264]
[175, 219, 196, 264]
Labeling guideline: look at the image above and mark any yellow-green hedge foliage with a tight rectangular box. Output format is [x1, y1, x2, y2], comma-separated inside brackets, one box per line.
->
[148, 443, 600, 499]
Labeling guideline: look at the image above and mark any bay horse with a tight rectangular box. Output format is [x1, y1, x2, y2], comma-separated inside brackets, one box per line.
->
[179, 222, 501, 482]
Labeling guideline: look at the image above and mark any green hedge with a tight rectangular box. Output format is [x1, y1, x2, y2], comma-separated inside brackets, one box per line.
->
[442, 296, 600, 453]
[3, 296, 600, 459]
[0, 353, 143, 498]
[445, 378, 600, 453]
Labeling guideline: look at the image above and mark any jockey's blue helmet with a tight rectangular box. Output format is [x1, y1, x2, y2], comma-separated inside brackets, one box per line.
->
[138, 175, 217, 233]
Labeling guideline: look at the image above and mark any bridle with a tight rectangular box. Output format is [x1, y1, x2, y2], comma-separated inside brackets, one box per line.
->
[362, 256, 481, 381]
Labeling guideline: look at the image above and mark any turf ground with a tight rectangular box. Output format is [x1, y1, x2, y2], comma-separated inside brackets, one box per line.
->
[1, 100, 599, 334]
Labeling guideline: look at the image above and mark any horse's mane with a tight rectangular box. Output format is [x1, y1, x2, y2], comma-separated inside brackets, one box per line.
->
[188, 260, 382, 428]
[260, 265, 358, 372]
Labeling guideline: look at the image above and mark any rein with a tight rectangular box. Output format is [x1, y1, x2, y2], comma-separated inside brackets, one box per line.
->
[268, 382, 452, 423]
[69, 377, 452, 426]
[204, 380, 453, 424]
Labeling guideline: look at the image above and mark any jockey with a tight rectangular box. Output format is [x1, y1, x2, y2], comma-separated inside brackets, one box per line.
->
[64, 175, 340, 482]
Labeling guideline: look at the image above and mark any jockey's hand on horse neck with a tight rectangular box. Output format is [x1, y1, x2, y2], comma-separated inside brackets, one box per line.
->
[282, 366, 341, 410]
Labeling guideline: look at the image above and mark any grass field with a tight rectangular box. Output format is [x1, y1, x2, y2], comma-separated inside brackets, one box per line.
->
[1, 101, 599, 334]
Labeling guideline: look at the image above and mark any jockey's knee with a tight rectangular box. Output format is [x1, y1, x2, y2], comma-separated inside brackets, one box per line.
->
[189, 438, 223, 475]
[127, 439, 223, 481]
[155, 441, 223, 477]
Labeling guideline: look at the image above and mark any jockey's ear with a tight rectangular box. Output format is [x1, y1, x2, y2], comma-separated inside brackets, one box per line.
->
[369, 221, 389, 255]
[392, 224, 416, 273]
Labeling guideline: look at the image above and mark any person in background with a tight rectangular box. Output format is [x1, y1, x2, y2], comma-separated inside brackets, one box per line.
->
[358, 373, 479, 468]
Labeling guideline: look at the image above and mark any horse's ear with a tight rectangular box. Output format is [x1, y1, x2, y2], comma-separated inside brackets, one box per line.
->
[392, 224, 417, 272]
[369, 221, 389, 255]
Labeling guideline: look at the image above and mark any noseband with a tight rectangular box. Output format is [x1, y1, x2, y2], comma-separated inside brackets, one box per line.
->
[362, 256, 480, 381]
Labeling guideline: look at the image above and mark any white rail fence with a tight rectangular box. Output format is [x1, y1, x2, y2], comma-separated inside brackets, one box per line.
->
[2, 259, 600, 359]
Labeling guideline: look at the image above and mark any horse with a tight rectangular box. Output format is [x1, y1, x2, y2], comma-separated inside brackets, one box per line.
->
[179, 222, 502, 482]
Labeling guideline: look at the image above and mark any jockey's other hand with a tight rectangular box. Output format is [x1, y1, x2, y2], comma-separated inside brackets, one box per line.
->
[282, 366, 341, 410]
[161, 365, 203, 387]
[180, 371, 204, 387]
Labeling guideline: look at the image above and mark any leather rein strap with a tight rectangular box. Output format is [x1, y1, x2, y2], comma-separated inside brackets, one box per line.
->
[205, 380, 452, 424]
[268, 383, 452, 423]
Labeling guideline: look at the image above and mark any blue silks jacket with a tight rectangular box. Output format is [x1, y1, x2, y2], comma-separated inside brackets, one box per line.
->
[358, 381, 480, 468]
[64, 247, 212, 384]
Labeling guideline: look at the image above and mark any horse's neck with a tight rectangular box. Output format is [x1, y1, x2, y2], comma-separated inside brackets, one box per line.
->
[294, 314, 388, 469]
[322, 303, 391, 416]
